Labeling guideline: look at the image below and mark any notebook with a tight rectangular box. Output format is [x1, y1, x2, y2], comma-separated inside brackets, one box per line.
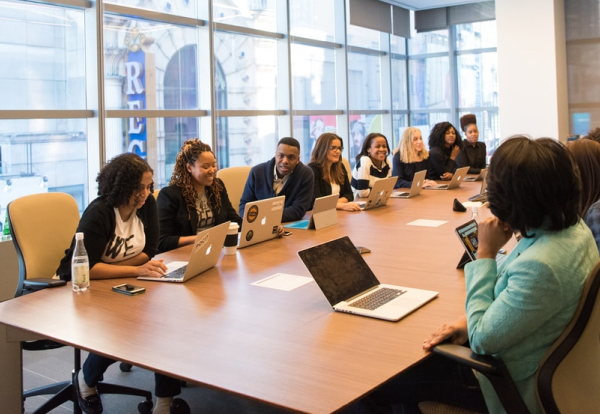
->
[284, 194, 338, 230]
[468, 169, 488, 202]
[356, 176, 397, 210]
[238, 195, 285, 249]
[455, 219, 507, 268]
[463, 168, 487, 182]
[298, 236, 439, 321]
[390, 170, 427, 199]
[425, 166, 470, 190]
[137, 221, 230, 283]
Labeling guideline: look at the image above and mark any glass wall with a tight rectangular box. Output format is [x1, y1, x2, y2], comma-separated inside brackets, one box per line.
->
[0, 0, 499, 221]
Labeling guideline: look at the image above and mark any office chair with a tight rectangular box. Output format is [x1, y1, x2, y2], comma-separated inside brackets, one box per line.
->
[8, 192, 154, 414]
[216, 165, 252, 214]
[422, 259, 600, 414]
[342, 157, 352, 184]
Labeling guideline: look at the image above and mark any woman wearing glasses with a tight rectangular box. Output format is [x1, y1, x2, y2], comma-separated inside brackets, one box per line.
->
[309, 133, 361, 211]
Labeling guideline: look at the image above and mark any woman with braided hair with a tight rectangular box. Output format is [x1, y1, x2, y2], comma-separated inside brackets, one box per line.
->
[157, 138, 242, 253]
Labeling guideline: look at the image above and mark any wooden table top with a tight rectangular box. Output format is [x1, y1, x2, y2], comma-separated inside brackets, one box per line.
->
[0, 181, 498, 413]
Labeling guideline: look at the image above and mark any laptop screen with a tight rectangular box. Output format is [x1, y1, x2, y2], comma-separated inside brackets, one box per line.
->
[298, 236, 379, 305]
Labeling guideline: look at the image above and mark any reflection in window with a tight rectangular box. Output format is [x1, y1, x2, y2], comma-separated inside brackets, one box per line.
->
[348, 53, 382, 110]
[348, 114, 384, 168]
[290, 0, 336, 42]
[218, 116, 279, 167]
[455, 21, 497, 50]
[291, 44, 337, 110]
[457, 52, 498, 108]
[409, 57, 450, 110]
[408, 29, 449, 55]
[293, 115, 338, 163]
[213, 0, 276, 32]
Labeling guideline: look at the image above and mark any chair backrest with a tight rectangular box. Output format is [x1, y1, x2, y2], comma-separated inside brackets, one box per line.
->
[216, 166, 252, 214]
[8, 193, 80, 293]
[536, 259, 600, 414]
[342, 157, 352, 184]
[153, 188, 160, 201]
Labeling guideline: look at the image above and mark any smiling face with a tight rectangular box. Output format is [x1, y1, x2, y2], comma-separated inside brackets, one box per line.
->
[187, 151, 218, 189]
[367, 136, 388, 164]
[412, 130, 424, 152]
[444, 127, 457, 147]
[465, 124, 479, 145]
[275, 143, 300, 177]
[128, 171, 153, 210]
[326, 138, 343, 165]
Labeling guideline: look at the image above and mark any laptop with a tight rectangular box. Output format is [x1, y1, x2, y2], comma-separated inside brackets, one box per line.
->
[390, 170, 427, 199]
[463, 168, 486, 182]
[238, 195, 285, 249]
[455, 219, 507, 268]
[468, 169, 488, 202]
[425, 166, 469, 190]
[138, 221, 230, 283]
[356, 176, 397, 210]
[298, 236, 439, 321]
[284, 194, 338, 230]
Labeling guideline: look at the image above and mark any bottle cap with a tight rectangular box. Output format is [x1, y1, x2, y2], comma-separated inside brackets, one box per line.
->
[75, 232, 84, 240]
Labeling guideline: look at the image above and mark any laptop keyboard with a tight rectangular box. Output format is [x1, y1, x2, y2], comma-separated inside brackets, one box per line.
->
[349, 287, 407, 310]
[165, 265, 187, 279]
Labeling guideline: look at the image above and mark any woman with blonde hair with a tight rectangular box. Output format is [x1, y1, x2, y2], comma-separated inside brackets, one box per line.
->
[157, 138, 242, 253]
[392, 127, 437, 189]
[309, 133, 361, 211]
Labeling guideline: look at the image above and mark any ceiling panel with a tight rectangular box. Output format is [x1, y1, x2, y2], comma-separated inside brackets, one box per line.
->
[379, 0, 481, 11]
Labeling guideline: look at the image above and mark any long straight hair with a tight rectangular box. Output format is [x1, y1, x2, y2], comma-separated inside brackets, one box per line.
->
[310, 133, 346, 185]
[395, 127, 429, 163]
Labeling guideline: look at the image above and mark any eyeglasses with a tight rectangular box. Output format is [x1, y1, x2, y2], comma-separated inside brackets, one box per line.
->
[329, 146, 344, 151]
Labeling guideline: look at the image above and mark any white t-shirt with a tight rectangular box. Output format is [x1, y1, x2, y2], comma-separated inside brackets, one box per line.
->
[101, 208, 146, 263]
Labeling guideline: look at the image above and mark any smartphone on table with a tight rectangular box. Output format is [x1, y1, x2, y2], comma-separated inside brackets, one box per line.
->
[112, 284, 146, 296]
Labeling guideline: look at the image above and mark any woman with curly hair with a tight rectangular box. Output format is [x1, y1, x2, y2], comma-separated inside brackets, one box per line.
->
[157, 138, 242, 253]
[392, 127, 438, 189]
[428, 121, 462, 180]
[309, 132, 361, 211]
[56, 152, 187, 414]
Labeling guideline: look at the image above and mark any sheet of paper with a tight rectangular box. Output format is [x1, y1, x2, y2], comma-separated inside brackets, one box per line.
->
[461, 201, 484, 208]
[407, 219, 448, 227]
[252, 273, 313, 291]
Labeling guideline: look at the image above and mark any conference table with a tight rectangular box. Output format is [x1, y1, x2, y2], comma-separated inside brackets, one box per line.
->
[0, 180, 496, 413]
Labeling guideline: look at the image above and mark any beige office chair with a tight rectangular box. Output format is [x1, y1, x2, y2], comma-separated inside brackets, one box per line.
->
[425, 259, 600, 414]
[8, 192, 153, 414]
[216, 165, 252, 214]
[342, 157, 352, 184]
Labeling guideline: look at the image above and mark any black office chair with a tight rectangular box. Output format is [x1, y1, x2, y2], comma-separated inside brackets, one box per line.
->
[8, 193, 153, 414]
[422, 259, 600, 414]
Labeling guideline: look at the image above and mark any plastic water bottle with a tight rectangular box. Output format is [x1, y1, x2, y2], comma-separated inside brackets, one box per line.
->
[71, 232, 90, 292]
[471, 206, 480, 222]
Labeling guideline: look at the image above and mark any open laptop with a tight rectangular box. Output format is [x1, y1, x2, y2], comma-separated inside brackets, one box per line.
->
[463, 168, 487, 182]
[284, 194, 338, 230]
[390, 170, 427, 199]
[425, 166, 470, 190]
[468, 169, 488, 202]
[238, 195, 285, 249]
[138, 221, 230, 283]
[356, 176, 397, 210]
[455, 219, 507, 268]
[298, 236, 439, 321]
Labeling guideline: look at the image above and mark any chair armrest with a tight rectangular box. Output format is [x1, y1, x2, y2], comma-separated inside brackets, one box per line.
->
[24, 279, 67, 290]
[433, 343, 501, 375]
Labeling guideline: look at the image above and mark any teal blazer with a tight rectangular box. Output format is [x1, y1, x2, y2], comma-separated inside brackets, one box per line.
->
[464, 219, 599, 414]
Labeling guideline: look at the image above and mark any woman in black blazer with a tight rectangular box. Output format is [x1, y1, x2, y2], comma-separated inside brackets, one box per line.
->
[157, 138, 242, 253]
[308, 133, 361, 212]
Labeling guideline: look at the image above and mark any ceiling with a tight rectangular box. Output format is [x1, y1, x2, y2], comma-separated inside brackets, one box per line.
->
[379, 0, 482, 11]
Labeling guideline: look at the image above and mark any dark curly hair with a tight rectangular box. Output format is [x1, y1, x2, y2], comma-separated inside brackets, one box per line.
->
[169, 138, 223, 218]
[355, 132, 390, 165]
[486, 136, 581, 238]
[584, 127, 600, 144]
[97, 153, 154, 208]
[459, 114, 477, 132]
[428, 122, 462, 150]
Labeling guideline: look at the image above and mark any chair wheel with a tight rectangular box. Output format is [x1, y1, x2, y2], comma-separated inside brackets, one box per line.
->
[138, 399, 153, 413]
[170, 397, 190, 414]
[119, 362, 132, 372]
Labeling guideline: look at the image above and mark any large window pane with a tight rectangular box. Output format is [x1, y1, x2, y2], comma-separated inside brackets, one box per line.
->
[455, 21, 497, 50]
[347, 24, 382, 50]
[391, 58, 408, 111]
[0, 1, 85, 110]
[391, 35, 407, 55]
[293, 115, 338, 163]
[348, 53, 382, 110]
[290, 0, 335, 42]
[409, 57, 450, 110]
[408, 29, 449, 55]
[392, 114, 408, 150]
[217, 115, 279, 168]
[0, 119, 88, 216]
[104, 0, 199, 19]
[214, 32, 278, 111]
[214, 0, 276, 32]
[291, 44, 336, 110]
[457, 52, 498, 108]
[103, 15, 199, 110]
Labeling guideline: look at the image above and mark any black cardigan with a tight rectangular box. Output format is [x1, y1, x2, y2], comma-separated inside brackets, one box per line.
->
[308, 162, 354, 204]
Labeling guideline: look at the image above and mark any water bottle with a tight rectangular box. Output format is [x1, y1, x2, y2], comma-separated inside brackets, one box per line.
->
[71, 232, 90, 292]
[471, 206, 480, 222]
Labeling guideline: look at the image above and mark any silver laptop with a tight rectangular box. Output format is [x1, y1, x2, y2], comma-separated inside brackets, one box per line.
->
[238, 195, 285, 249]
[138, 221, 230, 283]
[464, 168, 487, 182]
[356, 176, 397, 210]
[468, 169, 488, 202]
[425, 166, 470, 190]
[390, 170, 427, 199]
[284, 194, 338, 230]
[298, 236, 439, 322]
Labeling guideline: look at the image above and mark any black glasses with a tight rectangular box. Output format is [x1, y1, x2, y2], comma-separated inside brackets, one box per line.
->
[329, 146, 344, 151]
